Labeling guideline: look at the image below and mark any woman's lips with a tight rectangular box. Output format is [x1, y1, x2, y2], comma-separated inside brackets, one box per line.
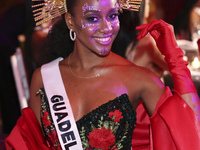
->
[94, 36, 112, 45]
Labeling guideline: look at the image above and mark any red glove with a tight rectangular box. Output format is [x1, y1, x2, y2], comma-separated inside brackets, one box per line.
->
[136, 19, 197, 95]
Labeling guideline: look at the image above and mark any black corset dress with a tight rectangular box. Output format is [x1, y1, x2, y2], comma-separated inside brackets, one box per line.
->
[39, 89, 136, 150]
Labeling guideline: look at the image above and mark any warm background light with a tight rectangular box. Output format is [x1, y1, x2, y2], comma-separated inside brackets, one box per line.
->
[192, 57, 200, 68]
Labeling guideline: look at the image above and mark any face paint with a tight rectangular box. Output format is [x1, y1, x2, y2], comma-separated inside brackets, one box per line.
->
[114, 2, 120, 10]
[81, 3, 99, 28]
[99, 48, 108, 55]
[73, 0, 120, 56]
[81, 10, 119, 31]
[81, 20, 96, 29]
[82, 3, 98, 15]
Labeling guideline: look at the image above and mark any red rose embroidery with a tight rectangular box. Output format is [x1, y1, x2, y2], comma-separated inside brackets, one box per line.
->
[42, 110, 51, 127]
[88, 126, 115, 150]
[111, 145, 118, 150]
[47, 129, 62, 150]
[109, 110, 123, 122]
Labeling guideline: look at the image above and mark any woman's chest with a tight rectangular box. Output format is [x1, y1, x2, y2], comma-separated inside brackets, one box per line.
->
[62, 77, 140, 121]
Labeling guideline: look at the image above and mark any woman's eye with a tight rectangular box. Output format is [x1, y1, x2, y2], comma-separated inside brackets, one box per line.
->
[108, 13, 119, 20]
[86, 16, 98, 23]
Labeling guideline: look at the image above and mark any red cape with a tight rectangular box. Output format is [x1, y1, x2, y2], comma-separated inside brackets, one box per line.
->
[5, 108, 50, 150]
[132, 87, 200, 149]
[5, 87, 200, 150]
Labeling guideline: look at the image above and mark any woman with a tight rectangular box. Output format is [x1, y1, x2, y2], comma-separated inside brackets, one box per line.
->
[5, 0, 200, 149]
[112, 0, 168, 79]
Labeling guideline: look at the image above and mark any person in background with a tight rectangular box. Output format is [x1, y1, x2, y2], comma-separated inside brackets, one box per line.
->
[156, 0, 198, 41]
[111, 1, 168, 148]
[112, 0, 168, 79]
[0, 2, 25, 134]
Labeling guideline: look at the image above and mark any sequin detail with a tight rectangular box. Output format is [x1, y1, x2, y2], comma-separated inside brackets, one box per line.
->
[39, 88, 136, 150]
[38, 89, 62, 150]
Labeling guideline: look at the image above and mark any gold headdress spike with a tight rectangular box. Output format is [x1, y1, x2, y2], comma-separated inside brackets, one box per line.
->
[32, 0, 142, 26]
[32, 0, 67, 26]
[119, 0, 143, 12]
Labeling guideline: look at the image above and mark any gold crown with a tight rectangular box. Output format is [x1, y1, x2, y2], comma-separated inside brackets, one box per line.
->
[32, 0, 67, 26]
[119, 0, 143, 11]
[32, 0, 142, 26]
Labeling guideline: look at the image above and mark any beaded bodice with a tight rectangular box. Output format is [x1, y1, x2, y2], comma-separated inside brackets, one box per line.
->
[39, 88, 136, 150]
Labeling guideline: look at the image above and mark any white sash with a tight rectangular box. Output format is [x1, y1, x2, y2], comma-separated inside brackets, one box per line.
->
[41, 57, 83, 150]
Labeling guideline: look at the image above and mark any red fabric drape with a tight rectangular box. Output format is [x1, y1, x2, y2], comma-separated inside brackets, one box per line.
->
[5, 108, 50, 150]
[132, 87, 200, 150]
[5, 87, 200, 150]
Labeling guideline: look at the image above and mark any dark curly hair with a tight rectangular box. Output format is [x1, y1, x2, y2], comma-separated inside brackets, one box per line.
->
[42, 0, 143, 62]
[111, 0, 145, 58]
[41, 0, 79, 63]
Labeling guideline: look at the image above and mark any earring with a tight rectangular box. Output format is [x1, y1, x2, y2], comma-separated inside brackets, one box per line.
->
[70, 29, 76, 41]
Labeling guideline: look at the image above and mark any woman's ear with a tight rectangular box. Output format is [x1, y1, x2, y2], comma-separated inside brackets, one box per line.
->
[65, 12, 74, 30]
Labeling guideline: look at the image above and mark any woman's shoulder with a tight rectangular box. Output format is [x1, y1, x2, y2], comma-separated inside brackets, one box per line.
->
[31, 67, 43, 87]
[112, 52, 156, 79]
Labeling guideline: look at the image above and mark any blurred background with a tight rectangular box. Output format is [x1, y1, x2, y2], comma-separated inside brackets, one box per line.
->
[0, 0, 200, 149]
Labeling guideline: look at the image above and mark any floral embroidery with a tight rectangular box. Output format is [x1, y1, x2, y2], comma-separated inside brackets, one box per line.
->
[88, 126, 115, 150]
[110, 145, 118, 150]
[42, 110, 51, 127]
[46, 129, 62, 150]
[109, 110, 123, 122]
[39, 88, 136, 150]
[37, 89, 62, 150]
[80, 108, 130, 150]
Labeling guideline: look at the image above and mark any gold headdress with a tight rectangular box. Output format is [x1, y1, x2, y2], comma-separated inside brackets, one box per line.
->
[32, 0, 67, 26]
[119, 0, 143, 11]
[32, 0, 142, 26]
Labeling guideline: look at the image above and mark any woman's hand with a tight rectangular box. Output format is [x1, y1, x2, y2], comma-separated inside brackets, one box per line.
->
[136, 19, 180, 56]
[136, 19, 200, 120]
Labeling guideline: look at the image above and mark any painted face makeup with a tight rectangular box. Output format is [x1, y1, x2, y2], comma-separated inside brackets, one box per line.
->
[82, 3, 97, 15]
[81, 3, 98, 29]
[73, 0, 120, 56]
[81, 1, 120, 30]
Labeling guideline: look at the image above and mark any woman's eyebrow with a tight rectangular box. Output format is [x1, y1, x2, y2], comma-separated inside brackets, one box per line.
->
[84, 8, 119, 15]
[84, 10, 100, 15]
[109, 8, 120, 13]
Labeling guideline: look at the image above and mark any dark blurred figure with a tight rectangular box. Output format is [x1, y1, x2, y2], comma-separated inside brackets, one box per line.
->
[0, 2, 25, 134]
[25, 0, 63, 81]
[156, 0, 198, 40]
[111, 0, 168, 79]
[0, 0, 56, 135]
[111, 0, 145, 58]
[24, 0, 39, 83]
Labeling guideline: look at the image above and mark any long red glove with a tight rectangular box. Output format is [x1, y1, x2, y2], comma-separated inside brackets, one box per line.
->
[136, 19, 197, 95]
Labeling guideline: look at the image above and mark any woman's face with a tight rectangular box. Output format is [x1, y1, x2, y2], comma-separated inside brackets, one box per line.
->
[71, 0, 120, 55]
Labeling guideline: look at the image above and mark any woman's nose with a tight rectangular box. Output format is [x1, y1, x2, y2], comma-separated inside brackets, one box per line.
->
[99, 19, 112, 33]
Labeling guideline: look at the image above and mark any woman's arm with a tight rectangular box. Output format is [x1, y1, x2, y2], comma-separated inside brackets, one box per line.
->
[136, 19, 200, 119]
[29, 67, 44, 124]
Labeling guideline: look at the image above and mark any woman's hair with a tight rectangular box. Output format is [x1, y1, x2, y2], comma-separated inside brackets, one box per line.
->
[41, 0, 79, 63]
[172, 0, 198, 40]
[42, 0, 145, 62]
[159, 0, 198, 41]
[111, 0, 145, 58]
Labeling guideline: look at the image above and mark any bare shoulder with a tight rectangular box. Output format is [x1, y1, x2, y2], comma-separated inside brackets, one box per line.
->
[29, 67, 43, 122]
[136, 36, 157, 52]
[30, 67, 43, 90]
[126, 63, 165, 115]
[125, 64, 165, 116]
[111, 53, 165, 115]
[112, 52, 157, 79]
